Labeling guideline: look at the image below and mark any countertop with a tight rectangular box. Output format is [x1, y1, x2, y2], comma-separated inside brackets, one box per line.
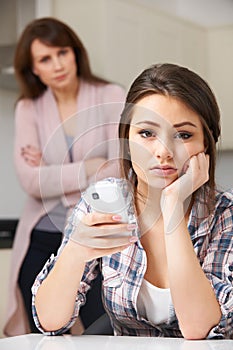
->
[0, 334, 233, 350]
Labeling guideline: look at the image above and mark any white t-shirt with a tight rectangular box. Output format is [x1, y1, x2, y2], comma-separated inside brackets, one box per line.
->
[137, 278, 172, 324]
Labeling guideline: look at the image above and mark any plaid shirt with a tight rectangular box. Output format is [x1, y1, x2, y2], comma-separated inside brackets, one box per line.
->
[32, 178, 233, 338]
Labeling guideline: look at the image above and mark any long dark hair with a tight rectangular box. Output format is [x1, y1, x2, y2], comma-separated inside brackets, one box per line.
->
[14, 17, 108, 99]
[119, 63, 221, 210]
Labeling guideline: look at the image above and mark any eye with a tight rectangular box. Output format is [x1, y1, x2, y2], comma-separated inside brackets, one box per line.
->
[174, 131, 192, 140]
[138, 129, 156, 138]
[40, 56, 50, 63]
[59, 48, 69, 56]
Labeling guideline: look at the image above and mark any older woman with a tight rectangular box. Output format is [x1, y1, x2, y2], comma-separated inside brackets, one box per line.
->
[4, 17, 125, 336]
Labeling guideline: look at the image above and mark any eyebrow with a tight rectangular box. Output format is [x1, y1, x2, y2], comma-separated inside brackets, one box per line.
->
[134, 121, 197, 128]
[135, 121, 160, 127]
[33, 54, 49, 60]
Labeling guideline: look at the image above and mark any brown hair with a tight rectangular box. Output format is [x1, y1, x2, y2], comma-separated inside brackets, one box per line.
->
[119, 63, 221, 209]
[14, 17, 108, 99]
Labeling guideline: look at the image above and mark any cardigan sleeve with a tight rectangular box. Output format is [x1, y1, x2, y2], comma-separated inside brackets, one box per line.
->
[14, 99, 88, 199]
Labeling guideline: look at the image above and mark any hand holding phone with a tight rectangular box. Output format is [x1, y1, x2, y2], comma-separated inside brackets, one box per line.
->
[82, 179, 132, 223]
[69, 179, 137, 250]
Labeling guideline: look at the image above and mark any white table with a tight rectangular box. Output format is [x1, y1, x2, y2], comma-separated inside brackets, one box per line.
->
[0, 334, 233, 350]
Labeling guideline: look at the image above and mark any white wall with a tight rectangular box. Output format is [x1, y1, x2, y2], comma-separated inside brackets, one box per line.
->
[53, 0, 208, 86]
[136, 0, 233, 27]
[216, 150, 233, 190]
[206, 25, 233, 150]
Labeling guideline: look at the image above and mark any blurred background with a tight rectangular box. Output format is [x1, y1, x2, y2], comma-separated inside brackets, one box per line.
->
[0, 0, 233, 337]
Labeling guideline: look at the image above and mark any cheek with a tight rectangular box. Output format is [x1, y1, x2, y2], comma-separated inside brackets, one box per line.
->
[174, 141, 205, 174]
[129, 140, 149, 179]
[68, 54, 77, 70]
[129, 139, 151, 164]
[185, 140, 205, 157]
[32, 66, 49, 81]
[173, 144, 194, 174]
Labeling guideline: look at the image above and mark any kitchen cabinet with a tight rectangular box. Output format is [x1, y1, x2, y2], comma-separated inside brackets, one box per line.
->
[0, 0, 37, 45]
[0, 0, 52, 90]
[0, 249, 12, 338]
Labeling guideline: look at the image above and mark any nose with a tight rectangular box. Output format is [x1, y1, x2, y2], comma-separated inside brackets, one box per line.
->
[52, 56, 63, 70]
[153, 137, 173, 160]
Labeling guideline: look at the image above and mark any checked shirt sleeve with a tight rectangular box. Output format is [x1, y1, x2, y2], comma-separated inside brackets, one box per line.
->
[203, 201, 233, 339]
[31, 198, 100, 335]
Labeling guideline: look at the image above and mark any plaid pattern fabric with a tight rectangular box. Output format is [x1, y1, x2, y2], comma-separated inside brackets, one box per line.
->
[32, 178, 233, 338]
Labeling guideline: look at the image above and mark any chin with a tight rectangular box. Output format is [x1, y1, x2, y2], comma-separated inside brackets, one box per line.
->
[148, 175, 177, 190]
[148, 180, 170, 189]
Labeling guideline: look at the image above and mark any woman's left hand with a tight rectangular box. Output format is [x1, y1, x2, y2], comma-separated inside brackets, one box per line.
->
[161, 152, 209, 207]
[160, 152, 209, 233]
[21, 145, 45, 167]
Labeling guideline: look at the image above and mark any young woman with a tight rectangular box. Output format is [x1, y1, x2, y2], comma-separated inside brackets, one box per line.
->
[32, 63, 233, 339]
[4, 17, 125, 336]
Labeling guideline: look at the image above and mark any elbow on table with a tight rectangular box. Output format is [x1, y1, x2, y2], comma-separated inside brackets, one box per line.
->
[180, 325, 210, 340]
[180, 309, 221, 339]
[35, 299, 66, 333]
[36, 314, 66, 334]
[182, 332, 207, 340]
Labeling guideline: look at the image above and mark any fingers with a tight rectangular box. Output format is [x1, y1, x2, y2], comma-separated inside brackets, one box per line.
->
[164, 152, 209, 196]
[71, 212, 137, 249]
[24, 158, 39, 166]
[21, 145, 43, 166]
[198, 152, 209, 176]
[71, 229, 137, 249]
[81, 234, 137, 249]
[189, 152, 209, 176]
[82, 212, 124, 226]
[187, 152, 209, 190]
[81, 218, 136, 240]
[22, 155, 42, 166]
[21, 145, 41, 156]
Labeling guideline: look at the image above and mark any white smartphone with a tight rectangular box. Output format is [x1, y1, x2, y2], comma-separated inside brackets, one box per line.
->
[82, 180, 132, 223]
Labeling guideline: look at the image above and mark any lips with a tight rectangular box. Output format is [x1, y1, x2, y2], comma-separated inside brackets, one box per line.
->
[54, 74, 67, 81]
[149, 165, 177, 176]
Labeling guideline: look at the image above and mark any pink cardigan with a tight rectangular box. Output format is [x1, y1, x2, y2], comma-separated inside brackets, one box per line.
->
[4, 80, 125, 336]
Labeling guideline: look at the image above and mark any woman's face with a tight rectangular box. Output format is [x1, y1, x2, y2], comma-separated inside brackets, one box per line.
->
[128, 94, 205, 192]
[31, 39, 78, 90]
